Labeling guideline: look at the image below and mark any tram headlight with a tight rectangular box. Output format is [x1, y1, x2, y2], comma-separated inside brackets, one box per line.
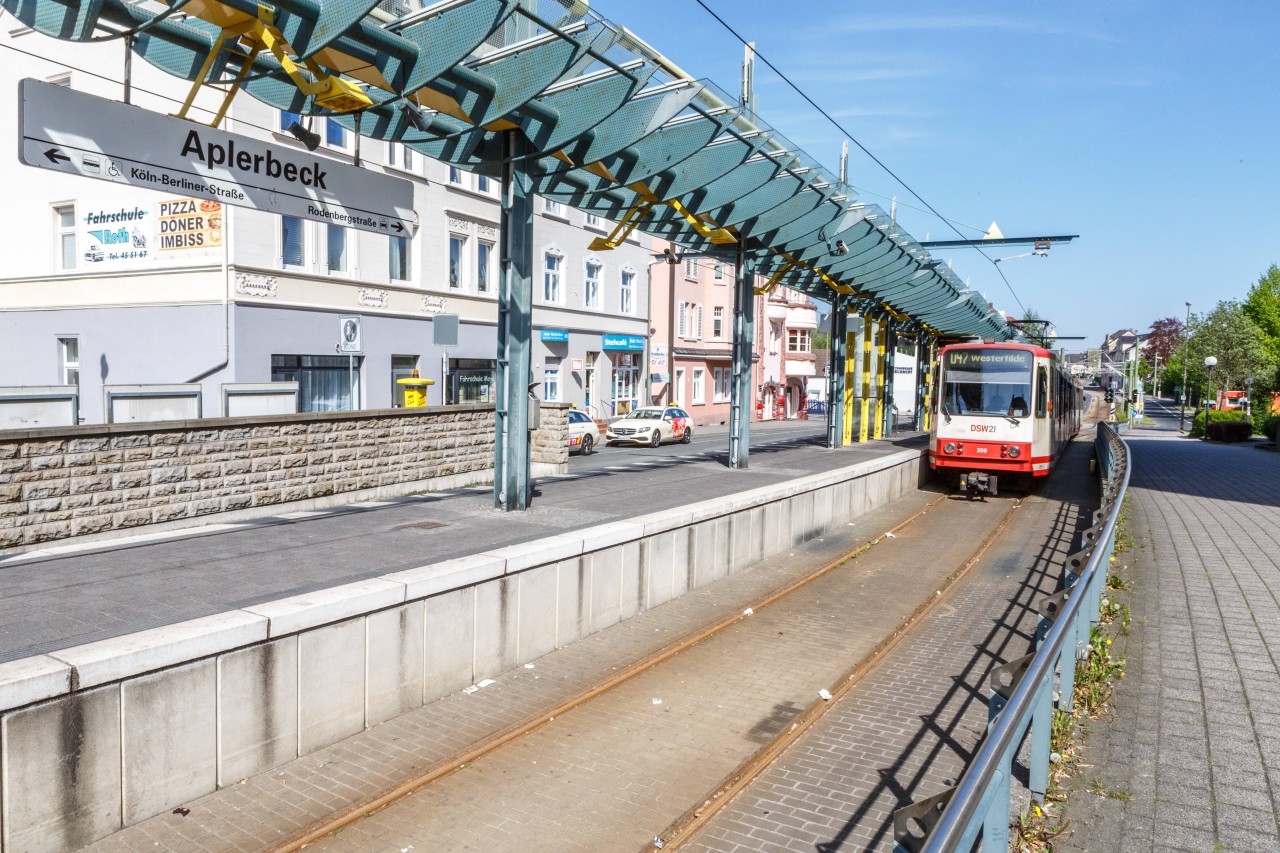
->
[943, 442, 957, 454]
[1007, 445, 1021, 459]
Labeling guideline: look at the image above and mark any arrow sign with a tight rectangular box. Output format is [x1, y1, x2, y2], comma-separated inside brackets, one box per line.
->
[19, 79, 415, 237]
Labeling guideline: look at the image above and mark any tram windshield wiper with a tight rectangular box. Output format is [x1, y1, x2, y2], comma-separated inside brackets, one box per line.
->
[941, 401, 952, 423]
[1003, 414, 1021, 426]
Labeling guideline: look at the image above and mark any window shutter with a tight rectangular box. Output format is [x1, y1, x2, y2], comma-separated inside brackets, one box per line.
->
[678, 301, 686, 337]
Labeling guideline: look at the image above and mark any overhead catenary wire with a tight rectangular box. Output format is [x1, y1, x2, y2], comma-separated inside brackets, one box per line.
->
[689, 0, 1028, 316]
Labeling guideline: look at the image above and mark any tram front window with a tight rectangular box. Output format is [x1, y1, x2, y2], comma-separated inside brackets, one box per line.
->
[942, 349, 1033, 417]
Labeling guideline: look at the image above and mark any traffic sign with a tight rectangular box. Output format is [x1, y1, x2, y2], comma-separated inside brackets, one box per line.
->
[19, 78, 414, 237]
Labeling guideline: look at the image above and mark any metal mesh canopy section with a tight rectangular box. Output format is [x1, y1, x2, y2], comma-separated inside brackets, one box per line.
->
[4, 0, 1019, 339]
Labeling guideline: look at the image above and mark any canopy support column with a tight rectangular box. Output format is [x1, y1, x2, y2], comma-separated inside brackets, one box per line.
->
[858, 316, 873, 442]
[494, 130, 534, 511]
[826, 298, 848, 448]
[729, 245, 754, 469]
[873, 318, 888, 440]
[914, 336, 927, 431]
[882, 324, 897, 437]
[922, 338, 937, 432]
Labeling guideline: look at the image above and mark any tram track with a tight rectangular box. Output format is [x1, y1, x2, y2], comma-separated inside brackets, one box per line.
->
[269, 486, 1033, 852]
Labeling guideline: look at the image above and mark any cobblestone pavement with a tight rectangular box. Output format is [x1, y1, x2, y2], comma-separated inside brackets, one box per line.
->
[1058, 400, 1280, 852]
[0, 422, 893, 662]
[80, 487, 942, 852]
[687, 435, 1099, 852]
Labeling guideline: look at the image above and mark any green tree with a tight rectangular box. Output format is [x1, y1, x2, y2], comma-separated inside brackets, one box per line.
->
[1186, 300, 1276, 406]
[1244, 263, 1280, 363]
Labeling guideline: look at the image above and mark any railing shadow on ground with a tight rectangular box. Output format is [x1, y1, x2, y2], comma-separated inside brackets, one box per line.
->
[812, 442, 1097, 853]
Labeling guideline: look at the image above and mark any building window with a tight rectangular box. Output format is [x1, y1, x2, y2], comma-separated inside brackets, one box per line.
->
[714, 367, 730, 402]
[713, 306, 725, 340]
[584, 261, 601, 309]
[58, 337, 80, 390]
[327, 224, 348, 273]
[544, 197, 563, 216]
[271, 354, 361, 412]
[449, 166, 462, 185]
[477, 175, 490, 193]
[388, 142, 414, 170]
[55, 204, 76, 270]
[449, 234, 465, 289]
[674, 368, 686, 405]
[325, 119, 345, 147]
[279, 110, 301, 132]
[544, 252, 562, 302]
[544, 363, 561, 402]
[391, 354, 418, 406]
[585, 212, 601, 228]
[389, 234, 411, 281]
[788, 329, 811, 353]
[677, 301, 687, 338]
[714, 262, 724, 281]
[281, 215, 305, 267]
[620, 269, 635, 314]
[477, 241, 493, 293]
[692, 368, 706, 404]
[684, 258, 699, 280]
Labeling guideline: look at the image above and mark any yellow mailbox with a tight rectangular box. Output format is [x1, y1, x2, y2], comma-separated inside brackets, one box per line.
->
[396, 370, 434, 407]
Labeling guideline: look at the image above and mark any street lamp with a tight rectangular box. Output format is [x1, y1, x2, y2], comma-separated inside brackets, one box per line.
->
[1246, 373, 1254, 421]
[1179, 301, 1191, 430]
[1203, 355, 1217, 440]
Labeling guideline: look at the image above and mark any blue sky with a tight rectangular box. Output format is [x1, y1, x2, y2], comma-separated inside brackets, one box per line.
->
[590, 0, 1280, 349]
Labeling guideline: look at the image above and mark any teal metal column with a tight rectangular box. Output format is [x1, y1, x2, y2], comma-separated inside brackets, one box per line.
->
[494, 130, 534, 511]
[729, 244, 753, 469]
[882, 323, 897, 436]
[827, 297, 848, 448]
[914, 334, 927, 431]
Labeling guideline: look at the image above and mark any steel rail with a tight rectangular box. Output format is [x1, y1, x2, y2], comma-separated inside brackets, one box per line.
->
[919, 422, 1130, 851]
[653, 494, 1029, 853]
[268, 490, 951, 852]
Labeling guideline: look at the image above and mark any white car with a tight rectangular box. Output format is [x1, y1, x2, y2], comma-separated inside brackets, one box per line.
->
[605, 406, 693, 448]
[567, 409, 600, 455]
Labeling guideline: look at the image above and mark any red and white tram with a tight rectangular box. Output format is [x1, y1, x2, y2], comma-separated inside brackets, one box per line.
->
[928, 341, 1083, 496]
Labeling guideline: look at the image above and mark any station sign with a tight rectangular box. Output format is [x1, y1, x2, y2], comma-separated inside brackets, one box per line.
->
[19, 78, 414, 237]
[540, 329, 570, 343]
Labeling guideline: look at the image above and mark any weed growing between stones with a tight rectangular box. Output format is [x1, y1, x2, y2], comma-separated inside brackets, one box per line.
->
[1013, 522, 1134, 851]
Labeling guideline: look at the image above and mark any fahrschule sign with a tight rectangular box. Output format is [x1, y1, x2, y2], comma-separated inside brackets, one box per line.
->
[18, 78, 414, 237]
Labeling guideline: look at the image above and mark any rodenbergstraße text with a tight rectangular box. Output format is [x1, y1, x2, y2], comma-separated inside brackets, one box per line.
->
[180, 129, 328, 189]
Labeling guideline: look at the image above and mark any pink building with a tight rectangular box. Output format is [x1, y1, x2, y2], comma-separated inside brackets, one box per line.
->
[756, 285, 820, 420]
[648, 242, 743, 426]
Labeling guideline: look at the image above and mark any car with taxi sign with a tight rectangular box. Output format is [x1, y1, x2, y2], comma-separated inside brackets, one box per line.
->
[605, 406, 693, 448]
[567, 409, 601, 455]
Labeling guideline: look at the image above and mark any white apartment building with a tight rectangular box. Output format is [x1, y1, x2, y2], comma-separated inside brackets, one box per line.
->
[0, 19, 653, 424]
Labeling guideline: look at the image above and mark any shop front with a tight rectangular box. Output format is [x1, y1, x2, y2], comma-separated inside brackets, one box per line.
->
[447, 358, 496, 404]
[603, 333, 646, 416]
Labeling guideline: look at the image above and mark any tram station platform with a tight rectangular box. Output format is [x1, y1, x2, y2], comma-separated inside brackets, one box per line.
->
[0, 420, 853, 664]
[36, 418, 1098, 853]
[1056, 400, 1280, 852]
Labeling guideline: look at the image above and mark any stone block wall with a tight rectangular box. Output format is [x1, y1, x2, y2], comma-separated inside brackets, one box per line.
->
[0, 404, 568, 550]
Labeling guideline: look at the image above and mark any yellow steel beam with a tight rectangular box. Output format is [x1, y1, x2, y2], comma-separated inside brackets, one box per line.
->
[873, 320, 887, 440]
[858, 315, 873, 442]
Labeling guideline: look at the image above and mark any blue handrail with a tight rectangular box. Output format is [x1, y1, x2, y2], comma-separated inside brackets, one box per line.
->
[895, 423, 1130, 852]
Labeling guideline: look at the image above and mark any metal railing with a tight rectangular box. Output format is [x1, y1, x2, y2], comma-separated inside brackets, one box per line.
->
[893, 422, 1130, 852]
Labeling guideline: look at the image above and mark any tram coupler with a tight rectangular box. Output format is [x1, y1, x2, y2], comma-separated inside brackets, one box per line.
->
[961, 471, 998, 500]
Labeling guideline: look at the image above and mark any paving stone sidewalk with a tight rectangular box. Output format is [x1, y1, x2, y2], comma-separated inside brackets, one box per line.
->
[1059, 402, 1280, 852]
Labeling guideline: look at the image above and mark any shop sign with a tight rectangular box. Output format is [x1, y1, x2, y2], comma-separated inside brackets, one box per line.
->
[571, 358, 584, 371]
[602, 334, 646, 351]
[540, 329, 570, 343]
